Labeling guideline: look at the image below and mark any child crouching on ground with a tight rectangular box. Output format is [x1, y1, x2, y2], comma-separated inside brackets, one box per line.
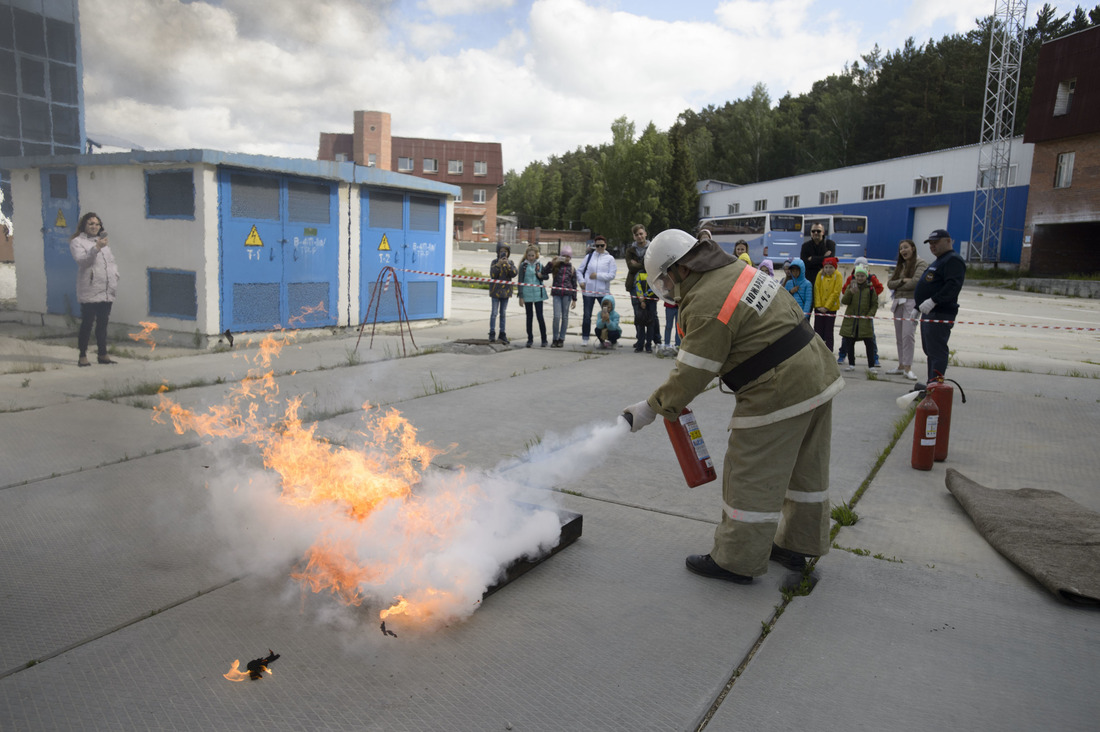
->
[595, 295, 621, 349]
[839, 264, 879, 372]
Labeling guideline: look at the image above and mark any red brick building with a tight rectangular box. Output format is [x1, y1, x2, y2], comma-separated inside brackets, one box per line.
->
[1021, 26, 1100, 275]
[318, 111, 504, 243]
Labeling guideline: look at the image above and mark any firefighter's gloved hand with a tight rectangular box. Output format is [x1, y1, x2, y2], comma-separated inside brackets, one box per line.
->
[622, 401, 657, 433]
[918, 299, 935, 315]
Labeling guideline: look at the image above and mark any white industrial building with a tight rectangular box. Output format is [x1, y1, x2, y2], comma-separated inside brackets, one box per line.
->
[698, 138, 1033, 264]
[1, 149, 458, 340]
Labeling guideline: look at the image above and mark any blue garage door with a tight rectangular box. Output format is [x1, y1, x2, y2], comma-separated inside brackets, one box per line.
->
[219, 169, 339, 331]
[359, 188, 446, 323]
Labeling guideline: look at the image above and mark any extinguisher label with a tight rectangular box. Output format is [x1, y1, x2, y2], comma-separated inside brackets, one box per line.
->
[921, 415, 939, 446]
[680, 413, 712, 461]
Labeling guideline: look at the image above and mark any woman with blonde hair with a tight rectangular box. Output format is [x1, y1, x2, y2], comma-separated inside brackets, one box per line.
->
[885, 239, 927, 380]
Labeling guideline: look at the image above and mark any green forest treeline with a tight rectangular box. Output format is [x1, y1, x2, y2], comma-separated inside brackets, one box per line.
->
[498, 4, 1100, 246]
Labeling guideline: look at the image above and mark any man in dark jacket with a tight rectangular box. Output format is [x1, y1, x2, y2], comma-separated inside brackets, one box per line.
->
[914, 229, 966, 382]
[799, 224, 834, 284]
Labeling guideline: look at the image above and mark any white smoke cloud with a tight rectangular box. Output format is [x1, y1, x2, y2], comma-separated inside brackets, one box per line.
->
[164, 387, 627, 634]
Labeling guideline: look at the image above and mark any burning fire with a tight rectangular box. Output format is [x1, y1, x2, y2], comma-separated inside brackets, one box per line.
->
[153, 333, 554, 631]
[129, 321, 159, 350]
[288, 300, 328, 328]
[223, 659, 273, 682]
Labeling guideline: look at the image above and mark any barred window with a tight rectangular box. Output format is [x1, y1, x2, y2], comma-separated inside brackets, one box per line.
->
[147, 170, 195, 219]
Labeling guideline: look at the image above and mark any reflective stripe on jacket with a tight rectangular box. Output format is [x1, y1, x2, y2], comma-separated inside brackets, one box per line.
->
[648, 260, 843, 429]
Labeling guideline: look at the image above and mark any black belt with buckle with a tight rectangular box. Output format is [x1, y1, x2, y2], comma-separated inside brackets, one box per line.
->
[720, 318, 816, 392]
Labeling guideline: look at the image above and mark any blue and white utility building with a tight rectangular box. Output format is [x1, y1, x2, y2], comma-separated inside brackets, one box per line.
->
[698, 137, 1033, 265]
[1, 149, 458, 338]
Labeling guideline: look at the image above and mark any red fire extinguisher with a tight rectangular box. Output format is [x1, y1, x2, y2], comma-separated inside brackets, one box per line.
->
[664, 408, 718, 487]
[911, 389, 939, 471]
[926, 377, 967, 462]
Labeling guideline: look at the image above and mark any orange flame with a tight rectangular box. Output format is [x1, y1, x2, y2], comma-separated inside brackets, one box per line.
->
[288, 300, 328, 328]
[153, 333, 475, 629]
[128, 321, 159, 350]
[223, 659, 272, 682]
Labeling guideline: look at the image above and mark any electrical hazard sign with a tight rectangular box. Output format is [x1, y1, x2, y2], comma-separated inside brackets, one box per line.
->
[378, 233, 391, 251]
[55, 209, 67, 228]
[245, 225, 264, 247]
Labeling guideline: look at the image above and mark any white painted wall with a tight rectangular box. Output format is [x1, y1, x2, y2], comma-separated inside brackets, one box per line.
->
[700, 138, 1034, 217]
[11, 171, 45, 314]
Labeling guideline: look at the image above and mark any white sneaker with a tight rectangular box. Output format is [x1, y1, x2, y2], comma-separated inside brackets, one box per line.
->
[581, 338, 589, 345]
[905, 370, 919, 380]
[885, 367, 904, 375]
[844, 364, 855, 372]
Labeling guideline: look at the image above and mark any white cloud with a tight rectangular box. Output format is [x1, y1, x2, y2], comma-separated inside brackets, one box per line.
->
[78, 0, 1014, 174]
[421, 0, 516, 17]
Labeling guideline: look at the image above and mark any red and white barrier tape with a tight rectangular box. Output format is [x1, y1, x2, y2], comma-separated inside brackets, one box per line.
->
[399, 268, 1099, 332]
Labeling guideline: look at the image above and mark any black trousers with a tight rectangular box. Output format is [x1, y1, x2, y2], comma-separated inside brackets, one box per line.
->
[524, 300, 547, 342]
[920, 317, 954, 382]
[78, 301, 113, 357]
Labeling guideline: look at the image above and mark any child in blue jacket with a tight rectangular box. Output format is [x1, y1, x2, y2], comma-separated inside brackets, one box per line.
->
[785, 257, 813, 317]
[594, 295, 621, 349]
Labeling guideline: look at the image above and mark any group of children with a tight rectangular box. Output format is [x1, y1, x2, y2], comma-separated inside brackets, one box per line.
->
[487, 242, 880, 369]
[486, 243, 679, 353]
[766, 254, 884, 372]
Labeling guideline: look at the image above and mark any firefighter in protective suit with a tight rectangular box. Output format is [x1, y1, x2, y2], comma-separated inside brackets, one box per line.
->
[623, 230, 844, 583]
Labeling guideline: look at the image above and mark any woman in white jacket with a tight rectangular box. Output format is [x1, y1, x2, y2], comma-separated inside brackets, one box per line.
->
[576, 235, 617, 345]
[69, 212, 119, 366]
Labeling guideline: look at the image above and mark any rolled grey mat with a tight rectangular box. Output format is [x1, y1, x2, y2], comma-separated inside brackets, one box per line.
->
[946, 468, 1100, 606]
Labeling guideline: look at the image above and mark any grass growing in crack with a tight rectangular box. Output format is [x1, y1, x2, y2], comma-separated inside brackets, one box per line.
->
[5, 361, 45, 375]
[833, 542, 870, 556]
[973, 360, 1009, 371]
[345, 347, 362, 366]
[873, 553, 903, 563]
[828, 410, 914, 541]
[780, 575, 815, 602]
[90, 376, 216, 401]
[422, 371, 447, 395]
[1000, 344, 1018, 351]
[831, 501, 859, 526]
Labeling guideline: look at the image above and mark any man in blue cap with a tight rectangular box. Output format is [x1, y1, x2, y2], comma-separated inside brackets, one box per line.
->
[914, 229, 966, 382]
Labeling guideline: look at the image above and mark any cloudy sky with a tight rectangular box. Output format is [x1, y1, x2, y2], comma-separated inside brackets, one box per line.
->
[80, 0, 1075, 172]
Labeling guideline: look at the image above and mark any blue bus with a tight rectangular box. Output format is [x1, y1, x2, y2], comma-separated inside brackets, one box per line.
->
[698, 212, 804, 264]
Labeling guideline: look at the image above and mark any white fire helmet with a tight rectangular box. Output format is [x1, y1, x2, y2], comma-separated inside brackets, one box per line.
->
[645, 229, 698, 304]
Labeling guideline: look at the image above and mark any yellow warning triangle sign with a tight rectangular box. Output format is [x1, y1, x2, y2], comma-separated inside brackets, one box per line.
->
[56, 209, 67, 227]
[245, 225, 263, 247]
[378, 233, 390, 251]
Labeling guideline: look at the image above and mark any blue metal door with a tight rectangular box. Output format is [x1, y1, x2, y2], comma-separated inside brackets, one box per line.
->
[284, 179, 338, 328]
[404, 194, 446, 320]
[359, 189, 445, 322]
[41, 168, 79, 315]
[219, 170, 339, 331]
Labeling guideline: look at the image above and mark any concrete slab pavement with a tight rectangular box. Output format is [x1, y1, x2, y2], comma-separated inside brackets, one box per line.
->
[1, 265, 1098, 730]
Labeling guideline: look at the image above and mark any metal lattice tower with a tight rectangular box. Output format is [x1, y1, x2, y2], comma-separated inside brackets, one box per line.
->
[969, 0, 1029, 264]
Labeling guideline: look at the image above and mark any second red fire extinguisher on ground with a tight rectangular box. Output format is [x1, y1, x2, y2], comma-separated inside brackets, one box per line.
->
[911, 389, 939, 470]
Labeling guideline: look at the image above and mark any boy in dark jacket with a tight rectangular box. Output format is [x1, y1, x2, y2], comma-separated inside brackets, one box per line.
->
[489, 244, 517, 344]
